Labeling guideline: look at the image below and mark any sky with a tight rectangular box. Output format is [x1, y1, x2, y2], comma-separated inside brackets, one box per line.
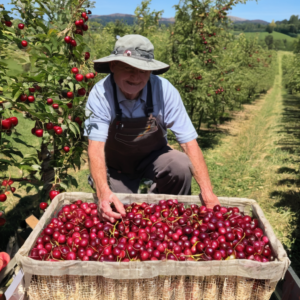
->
[2, 0, 299, 22]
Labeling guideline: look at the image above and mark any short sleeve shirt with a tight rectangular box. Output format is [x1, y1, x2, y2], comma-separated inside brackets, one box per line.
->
[83, 74, 198, 144]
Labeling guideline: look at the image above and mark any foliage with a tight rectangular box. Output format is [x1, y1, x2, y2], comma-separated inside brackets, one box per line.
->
[282, 53, 300, 93]
[0, 0, 95, 226]
[134, 0, 164, 36]
[265, 34, 274, 49]
[163, 0, 275, 129]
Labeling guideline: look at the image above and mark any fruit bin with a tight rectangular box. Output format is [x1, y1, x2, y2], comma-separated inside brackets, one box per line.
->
[16, 192, 290, 300]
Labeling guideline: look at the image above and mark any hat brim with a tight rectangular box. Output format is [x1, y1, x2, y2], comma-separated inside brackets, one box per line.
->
[93, 55, 170, 75]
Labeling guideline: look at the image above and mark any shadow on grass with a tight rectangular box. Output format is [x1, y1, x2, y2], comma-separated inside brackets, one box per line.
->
[0, 193, 41, 251]
[272, 92, 300, 277]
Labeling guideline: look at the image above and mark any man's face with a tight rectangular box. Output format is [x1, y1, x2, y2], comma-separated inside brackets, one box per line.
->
[109, 61, 151, 100]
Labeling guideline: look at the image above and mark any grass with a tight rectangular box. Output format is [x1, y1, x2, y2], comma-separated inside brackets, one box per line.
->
[233, 31, 296, 42]
[189, 51, 300, 275]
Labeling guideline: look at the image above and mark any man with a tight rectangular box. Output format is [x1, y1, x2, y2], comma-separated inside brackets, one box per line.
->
[84, 35, 220, 223]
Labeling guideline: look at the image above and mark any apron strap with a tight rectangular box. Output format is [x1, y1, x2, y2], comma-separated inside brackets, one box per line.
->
[110, 74, 123, 121]
[146, 80, 153, 116]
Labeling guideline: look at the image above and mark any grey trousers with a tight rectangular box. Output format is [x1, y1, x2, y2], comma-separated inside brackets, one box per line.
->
[88, 145, 192, 195]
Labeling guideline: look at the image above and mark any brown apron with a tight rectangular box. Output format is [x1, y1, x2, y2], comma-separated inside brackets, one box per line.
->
[105, 74, 167, 175]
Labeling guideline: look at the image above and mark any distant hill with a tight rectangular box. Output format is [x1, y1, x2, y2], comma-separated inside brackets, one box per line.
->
[90, 13, 174, 26]
[90, 13, 269, 26]
[232, 19, 269, 25]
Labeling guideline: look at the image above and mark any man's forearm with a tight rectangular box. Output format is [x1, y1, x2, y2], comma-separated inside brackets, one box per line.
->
[88, 140, 110, 194]
[180, 139, 213, 193]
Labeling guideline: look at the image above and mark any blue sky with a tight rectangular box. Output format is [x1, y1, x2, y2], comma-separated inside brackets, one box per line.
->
[2, 0, 299, 22]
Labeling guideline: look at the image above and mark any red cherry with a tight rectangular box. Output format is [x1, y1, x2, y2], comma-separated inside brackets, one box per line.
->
[70, 40, 77, 47]
[75, 29, 83, 35]
[46, 122, 54, 130]
[31, 128, 36, 135]
[35, 85, 41, 91]
[64, 36, 71, 43]
[5, 21, 12, 27]
[2, 180, 8, 186]
[29, 87, 35, 93]
[49, 190, 60, 200]
[0, 218, 6, 226]
[21, 40, 28, 47]
[10, 187, 16, 193]
[79, 19, 84, 26]
[46, 98, 53, 105]
[35, 129, 43, 137]
[18, 23, 24, 29]
[82, 24, 88, 31]
[40, 202, 48, 210]
[85, 73, 92, 79]
[0, 194, 7, 202]
[75, 74, 84, 81]
[84, 52, 90, 60]
[28, 95, 35, 102]
[66, 103, 72, 108]
[75, 20, 81, 27]
[88, 10, 92, 14]
[84, 16, 88, 21]
[81, 12, 87, 18]
[63, 146, 70, 153]
[1, 119, 12, 130]
[7, 179, 14, 185]
[9, 117, 18, 127]
[74, 117, 82, 126]
[77, 88, 86, 96]
[52, 103, 59, 109]
[20, 94, 28, 102]
[89, 72, 95, 79]
[71, 67, 79, 74]
[67, 91, 74, 98]
[55, 127, 63, 135]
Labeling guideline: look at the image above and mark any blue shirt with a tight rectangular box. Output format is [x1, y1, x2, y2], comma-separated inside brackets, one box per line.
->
[84, 74, 198, 144]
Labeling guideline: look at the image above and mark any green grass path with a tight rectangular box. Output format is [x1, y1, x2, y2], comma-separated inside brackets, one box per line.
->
[192, 51, 300, 274]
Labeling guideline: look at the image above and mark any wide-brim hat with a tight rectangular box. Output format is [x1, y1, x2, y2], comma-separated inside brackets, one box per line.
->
[93, 34, 170, 75]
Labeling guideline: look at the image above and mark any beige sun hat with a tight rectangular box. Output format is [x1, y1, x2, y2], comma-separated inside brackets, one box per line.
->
[93, 34, 170, 75]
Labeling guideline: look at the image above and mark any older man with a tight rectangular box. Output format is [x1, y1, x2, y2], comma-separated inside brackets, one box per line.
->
[84, 35, 220, 222]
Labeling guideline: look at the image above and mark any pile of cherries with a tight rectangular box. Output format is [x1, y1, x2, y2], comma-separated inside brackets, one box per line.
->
[29, 200, 275, 263]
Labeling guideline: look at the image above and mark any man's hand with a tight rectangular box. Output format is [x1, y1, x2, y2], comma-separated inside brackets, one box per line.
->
[97, 188, 126, 223]
[200, 190, 220, 210]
